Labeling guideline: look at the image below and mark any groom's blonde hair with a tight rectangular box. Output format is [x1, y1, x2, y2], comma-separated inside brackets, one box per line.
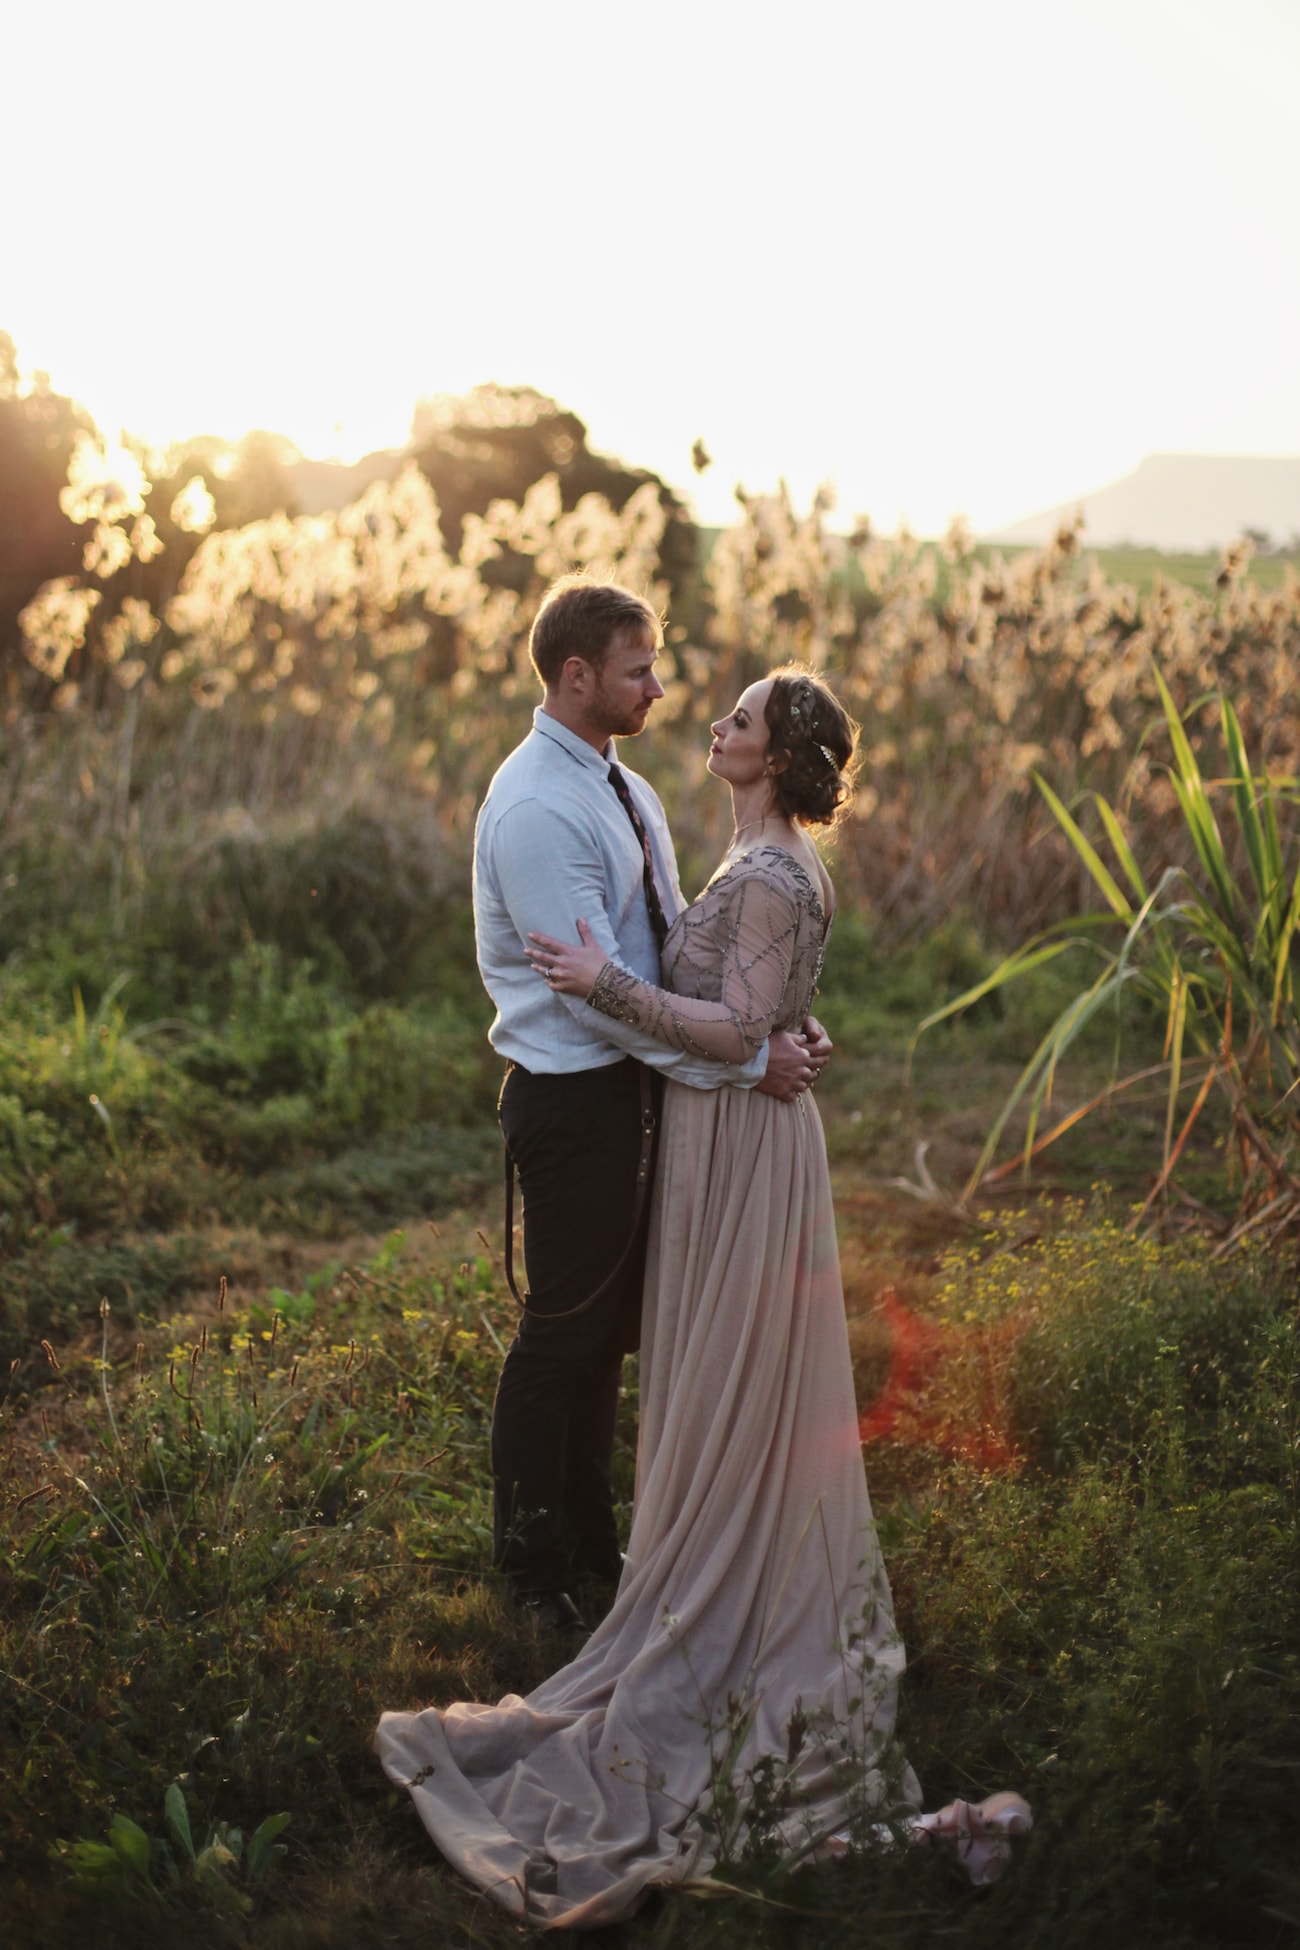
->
[529, 576, 663, 687]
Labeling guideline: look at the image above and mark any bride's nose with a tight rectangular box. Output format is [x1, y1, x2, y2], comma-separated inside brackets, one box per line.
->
[709, 719, 724, 738]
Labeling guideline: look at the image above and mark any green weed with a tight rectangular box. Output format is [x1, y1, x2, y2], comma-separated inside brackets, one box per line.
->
[52, 1783, 290, 1918]
[0, 938, 497, 1350]
[1, 1210, 1295, 1949]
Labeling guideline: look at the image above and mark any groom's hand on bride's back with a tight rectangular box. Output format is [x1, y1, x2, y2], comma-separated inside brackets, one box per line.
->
[756, 1017, 832, 1101]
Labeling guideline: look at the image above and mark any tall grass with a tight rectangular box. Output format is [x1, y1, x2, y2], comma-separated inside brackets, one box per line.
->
[915, 675, 1300, 1230]
[6, 448, 1299, 944]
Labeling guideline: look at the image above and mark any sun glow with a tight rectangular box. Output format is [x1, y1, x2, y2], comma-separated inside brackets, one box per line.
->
[3, 0, 1297, 534]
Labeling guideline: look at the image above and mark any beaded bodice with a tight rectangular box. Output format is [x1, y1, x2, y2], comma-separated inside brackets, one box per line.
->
[587, 845, 828, 1065]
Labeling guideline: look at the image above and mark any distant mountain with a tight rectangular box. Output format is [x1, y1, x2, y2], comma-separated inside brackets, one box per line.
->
[987, 454, 1300, 553]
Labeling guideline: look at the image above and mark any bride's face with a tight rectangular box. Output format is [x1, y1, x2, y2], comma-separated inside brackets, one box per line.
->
[708, 680, 774, 786]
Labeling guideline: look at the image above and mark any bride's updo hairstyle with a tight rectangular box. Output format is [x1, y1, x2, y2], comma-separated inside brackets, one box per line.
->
[763, 667, 858, 828]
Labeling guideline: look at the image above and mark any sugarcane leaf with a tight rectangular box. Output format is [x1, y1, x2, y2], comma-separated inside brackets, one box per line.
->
[1166, 768, 1239, 925]
[1164, 968, 1188, 1174]
[1220, 696, 1270, 904]
[1089, 792, 1148, 902]
[1034, 773, 1132, 917]
[909, 938, 1078, 1058]
[1270, 857, 1300, 1026]
[963, 963, 1133, 1198]
[1171, 699, 1243, 922]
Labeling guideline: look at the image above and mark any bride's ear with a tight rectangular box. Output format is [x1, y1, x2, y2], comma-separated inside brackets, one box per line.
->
[766, 744, 791, 777]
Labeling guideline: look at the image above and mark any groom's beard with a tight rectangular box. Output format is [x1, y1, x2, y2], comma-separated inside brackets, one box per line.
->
[592, 685, 655, 741]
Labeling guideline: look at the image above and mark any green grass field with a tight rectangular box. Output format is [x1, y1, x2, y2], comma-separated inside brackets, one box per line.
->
[2, 889, 1296, 1950]
[1076, 544, 1297, 596]
[697, 526, 1299, 596]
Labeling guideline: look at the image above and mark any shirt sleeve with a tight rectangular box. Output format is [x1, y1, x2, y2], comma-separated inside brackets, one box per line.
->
[585, 868, 800, 1064]
[490, 800, 768, 1088]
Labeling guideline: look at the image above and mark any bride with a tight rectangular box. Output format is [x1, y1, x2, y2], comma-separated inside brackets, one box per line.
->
[375, 668, 1029, 1927]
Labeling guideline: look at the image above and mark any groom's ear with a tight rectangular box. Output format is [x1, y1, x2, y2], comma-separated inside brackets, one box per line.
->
[560, 654, 595, 694]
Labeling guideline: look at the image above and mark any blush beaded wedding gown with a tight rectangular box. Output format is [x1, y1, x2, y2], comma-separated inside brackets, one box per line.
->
[376, 847, 1022, 1927]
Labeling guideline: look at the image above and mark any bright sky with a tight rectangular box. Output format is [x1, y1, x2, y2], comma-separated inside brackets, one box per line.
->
[4, 0, 1298, 534]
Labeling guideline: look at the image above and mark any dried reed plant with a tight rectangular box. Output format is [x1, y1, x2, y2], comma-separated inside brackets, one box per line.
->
[8, 450, 1299, 945]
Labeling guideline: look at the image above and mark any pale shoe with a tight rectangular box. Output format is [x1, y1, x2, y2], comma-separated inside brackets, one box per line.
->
[826, 1788, 1032, 1886]
[912, 1790, 1033, 1885]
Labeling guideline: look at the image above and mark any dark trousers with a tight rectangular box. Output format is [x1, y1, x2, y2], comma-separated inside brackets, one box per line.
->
[492, 1058, 659, 1596]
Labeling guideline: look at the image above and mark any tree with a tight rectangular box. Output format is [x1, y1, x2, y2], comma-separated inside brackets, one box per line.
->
[409, 384, 696, 600]
[0, 340, 96, 673]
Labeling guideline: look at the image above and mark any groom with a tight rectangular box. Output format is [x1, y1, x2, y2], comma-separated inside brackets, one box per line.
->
[473, 576, 829, 1632]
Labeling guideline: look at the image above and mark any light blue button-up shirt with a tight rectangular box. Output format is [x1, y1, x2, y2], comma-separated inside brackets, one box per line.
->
[472, 708, 767, 1088]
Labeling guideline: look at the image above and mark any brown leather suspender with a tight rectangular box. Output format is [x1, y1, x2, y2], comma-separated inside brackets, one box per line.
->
[503, 1064, 657, 1322]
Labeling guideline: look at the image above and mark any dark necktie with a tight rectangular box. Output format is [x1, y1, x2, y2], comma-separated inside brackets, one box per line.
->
[607, 762, 669, 951]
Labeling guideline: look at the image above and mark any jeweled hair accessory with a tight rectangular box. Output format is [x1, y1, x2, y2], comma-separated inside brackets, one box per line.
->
[785, 678, 815, 722]
[783, 678, 836, 767]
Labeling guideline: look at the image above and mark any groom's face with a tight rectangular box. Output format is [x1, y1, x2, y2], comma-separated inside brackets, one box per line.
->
[590, 626, 665, 740]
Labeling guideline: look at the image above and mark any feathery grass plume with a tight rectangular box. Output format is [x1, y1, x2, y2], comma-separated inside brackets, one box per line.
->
[7, 436, 1300, 947]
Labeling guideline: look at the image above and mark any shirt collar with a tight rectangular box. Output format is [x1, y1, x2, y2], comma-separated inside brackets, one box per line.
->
[532, 705, 615, 774]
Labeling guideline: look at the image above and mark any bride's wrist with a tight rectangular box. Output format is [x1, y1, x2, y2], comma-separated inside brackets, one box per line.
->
[585, 957, 617, 1001]
[587, 961, 639, 1024]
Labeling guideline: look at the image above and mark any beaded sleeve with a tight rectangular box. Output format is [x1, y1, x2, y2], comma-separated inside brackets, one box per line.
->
[586, 859, 816, 1062]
